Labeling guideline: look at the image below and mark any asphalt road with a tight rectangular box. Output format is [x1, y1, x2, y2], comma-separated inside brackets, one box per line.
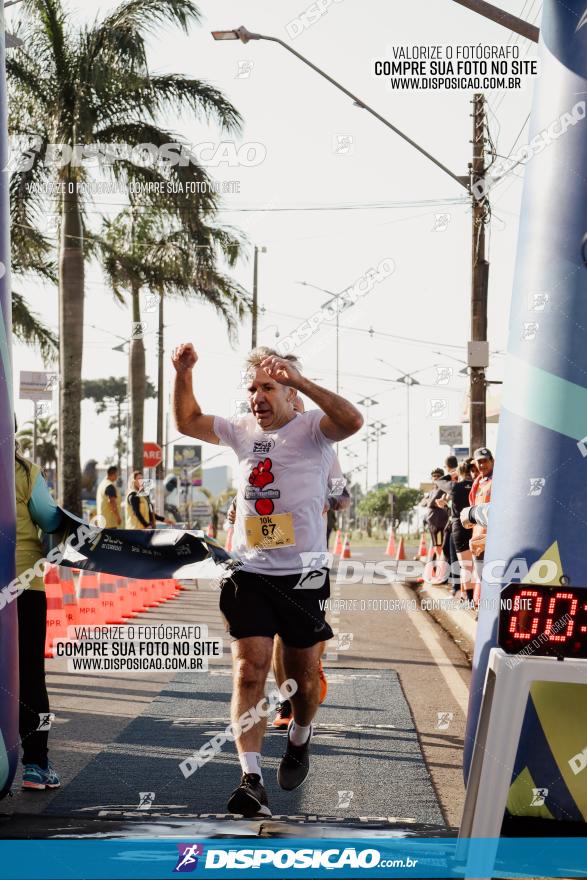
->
[3, 546, 471, 835]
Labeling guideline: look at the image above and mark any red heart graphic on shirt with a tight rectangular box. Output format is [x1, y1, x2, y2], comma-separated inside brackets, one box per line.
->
[249, 458, 274, 489]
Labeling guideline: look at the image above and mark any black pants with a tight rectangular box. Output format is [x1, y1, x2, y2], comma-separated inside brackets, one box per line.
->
[17, 590, 50, 767]
[443, 529, 458, 589]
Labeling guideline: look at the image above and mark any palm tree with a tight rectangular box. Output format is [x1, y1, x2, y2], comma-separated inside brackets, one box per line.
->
[200, 487, 235, 539]
[96, 209, 249, 471]
[7, 0, 242, 514]
[16, 415, 58, 475]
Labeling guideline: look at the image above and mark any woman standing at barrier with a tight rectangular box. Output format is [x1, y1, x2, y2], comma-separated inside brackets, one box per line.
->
[125, 470, 173, 528]
[15, 440, 62, 790]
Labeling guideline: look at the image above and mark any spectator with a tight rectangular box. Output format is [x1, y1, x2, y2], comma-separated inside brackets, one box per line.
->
[447, 460, 476, 602]
[125, 471, 173, 529]
[96, 465, 122, 528]
[467, 448, 494, 601]
[420, 468, 450, 559]
[15, 439, 63, 790]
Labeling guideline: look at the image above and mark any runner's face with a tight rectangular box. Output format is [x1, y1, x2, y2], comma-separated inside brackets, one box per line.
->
[247, 367, 293, 429]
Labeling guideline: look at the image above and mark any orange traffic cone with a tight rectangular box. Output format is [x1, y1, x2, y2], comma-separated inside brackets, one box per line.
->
[116, 576, 135, 619]
[341, 533, 352, 560]
[385, 527, 396, 557]
[44, 572, 68, 658]
[59, 566, 79, 629]
[333, 530, 343, 556]
[77, 570, 103, 625]
[127, 578, 148, 614]
[136, 577, 155, 610]
[417, 532, 428, 562]
[99, 572, 125, 624]
[225, 525, 234, 552]
[395, 536, 406, 561]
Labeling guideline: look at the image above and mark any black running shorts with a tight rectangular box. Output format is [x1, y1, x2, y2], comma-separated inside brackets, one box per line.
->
[219, 568, 333, 648]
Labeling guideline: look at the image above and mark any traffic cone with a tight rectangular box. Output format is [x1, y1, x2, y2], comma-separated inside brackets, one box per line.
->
[77, 570, 103, 625]
[225, 525, 234, 552]
[127, 578, 148, 614]
[44, 572, 68, 658]
[116, 576, 134, 619]
[99, 572, 125, 624]
[206, 523, 214, 538]
[58, 566, 79, 629]
[333, 530, 343, 555]
[136, 577, 156, 610]
[341, 533, 352, 560]
[384, 527, 396, 557]
[395, 537, 406, 561]
[417, 532, 428, 562]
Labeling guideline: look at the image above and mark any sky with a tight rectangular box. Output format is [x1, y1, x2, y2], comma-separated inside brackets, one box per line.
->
[7, 0, 541, 489]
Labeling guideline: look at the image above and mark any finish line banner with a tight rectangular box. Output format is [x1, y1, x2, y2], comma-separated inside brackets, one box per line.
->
[52, 510, 235, 581]
[2, 837, 587, 878]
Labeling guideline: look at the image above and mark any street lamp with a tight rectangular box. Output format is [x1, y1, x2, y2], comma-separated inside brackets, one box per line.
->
[370, 422, 387, 487]
[357, 396, 378, 492]
[376, 359, 432, 487]
[211, 27, 468, 189]
[211, 23, 497, 453]
[297, 280, 351, 394]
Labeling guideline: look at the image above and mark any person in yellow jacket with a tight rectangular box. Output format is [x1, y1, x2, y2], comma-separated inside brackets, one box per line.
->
[125, 471, 173, 529]
[96, 466, 122, 528]
[15, 442, 62, 790]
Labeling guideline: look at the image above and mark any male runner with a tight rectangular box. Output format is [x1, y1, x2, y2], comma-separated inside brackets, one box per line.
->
[172, 343, 362, 817]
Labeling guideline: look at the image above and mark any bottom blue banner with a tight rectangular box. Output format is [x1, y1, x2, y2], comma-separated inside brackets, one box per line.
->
[0, 838, 586, 879]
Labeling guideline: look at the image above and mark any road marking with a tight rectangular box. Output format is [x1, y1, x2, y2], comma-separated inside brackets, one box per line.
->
[391, 582, 469, 716]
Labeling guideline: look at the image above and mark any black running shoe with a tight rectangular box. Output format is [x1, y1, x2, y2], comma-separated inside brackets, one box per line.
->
[227, 773, 271, 817]
[277, 723, 313, 791]
[272, 699, 292, 729]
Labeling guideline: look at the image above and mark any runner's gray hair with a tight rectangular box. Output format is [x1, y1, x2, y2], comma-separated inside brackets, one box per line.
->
[245, 347, 301, 370]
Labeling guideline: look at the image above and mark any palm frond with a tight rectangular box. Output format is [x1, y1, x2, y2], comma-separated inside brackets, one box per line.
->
[12, 291, 58, 363]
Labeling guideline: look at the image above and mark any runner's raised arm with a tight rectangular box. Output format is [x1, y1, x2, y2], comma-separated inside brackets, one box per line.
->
[260, 354, 363, 441]
[171, 343, 219, 444]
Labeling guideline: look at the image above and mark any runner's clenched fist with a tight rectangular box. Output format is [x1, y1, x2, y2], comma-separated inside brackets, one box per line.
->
[172, 343, 198, 373]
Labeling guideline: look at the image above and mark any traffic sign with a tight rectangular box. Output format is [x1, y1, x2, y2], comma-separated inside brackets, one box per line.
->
[143, 442, 162, 469]
[439, 425, 463, 446]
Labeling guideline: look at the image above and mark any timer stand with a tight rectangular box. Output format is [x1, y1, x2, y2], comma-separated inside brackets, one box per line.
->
[458, 647, 587, 876]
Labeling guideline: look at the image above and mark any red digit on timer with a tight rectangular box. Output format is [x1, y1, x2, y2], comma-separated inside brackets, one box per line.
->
[545, 592, 577, 642]
[508, 589, 543, 640]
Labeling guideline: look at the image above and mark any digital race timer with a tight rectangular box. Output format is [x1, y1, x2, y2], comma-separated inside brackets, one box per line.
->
[498, 582, 587, 659]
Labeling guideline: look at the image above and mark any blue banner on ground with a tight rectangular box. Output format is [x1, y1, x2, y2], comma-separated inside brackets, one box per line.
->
[1, 837, 587, 878]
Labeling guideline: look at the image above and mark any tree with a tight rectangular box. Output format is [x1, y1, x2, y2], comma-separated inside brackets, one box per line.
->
[95, 209, 248, 471]
[82, 376, 155, 473]
[199, 487, 235, 539]
[7, 0, 242, 514]
[16, 415, 58, 471]
[358, 483, 423, 529]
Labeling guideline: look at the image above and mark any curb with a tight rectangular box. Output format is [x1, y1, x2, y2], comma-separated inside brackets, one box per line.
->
[403, 576, 477, 663]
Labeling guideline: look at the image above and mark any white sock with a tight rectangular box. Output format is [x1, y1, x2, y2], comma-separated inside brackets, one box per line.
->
[289, 721, 312, 746]
[240, 751, 263, 782]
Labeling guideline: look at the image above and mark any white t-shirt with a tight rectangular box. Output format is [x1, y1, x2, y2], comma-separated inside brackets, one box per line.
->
[214, 409, 335, 575]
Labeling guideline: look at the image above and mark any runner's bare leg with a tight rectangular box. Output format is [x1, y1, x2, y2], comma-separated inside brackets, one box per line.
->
[231, 636, 273, 753]
[281, 642, 322, 725]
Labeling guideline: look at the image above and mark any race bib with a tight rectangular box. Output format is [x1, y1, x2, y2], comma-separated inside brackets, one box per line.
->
[245, 513, 296, 550]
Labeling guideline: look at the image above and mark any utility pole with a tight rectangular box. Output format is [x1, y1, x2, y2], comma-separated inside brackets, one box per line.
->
[251, 245, 267, 348]
[156, 290, 164, 484]
[469, 93, 489, 453]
